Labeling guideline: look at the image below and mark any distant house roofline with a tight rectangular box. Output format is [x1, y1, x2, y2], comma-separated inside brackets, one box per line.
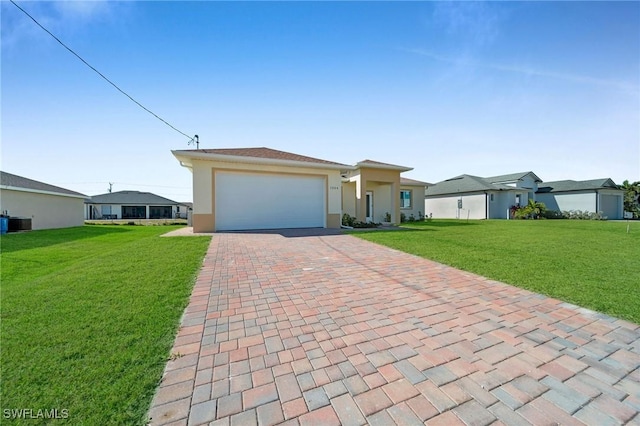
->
[87, 190, 180, 205]
[0, 171, 86, 199]
[536, 178, 622, 194]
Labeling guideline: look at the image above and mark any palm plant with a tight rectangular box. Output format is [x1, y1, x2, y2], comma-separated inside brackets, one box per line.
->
[515, 199, 546, 219]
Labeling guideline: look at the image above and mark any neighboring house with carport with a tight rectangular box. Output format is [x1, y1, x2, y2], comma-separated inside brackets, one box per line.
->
[425, 172, 541, 220]
[0, 171, 86, 230]
[172, 147, 426, 232]
[85, 191, 181, 220]
[536, 179, 624, 219]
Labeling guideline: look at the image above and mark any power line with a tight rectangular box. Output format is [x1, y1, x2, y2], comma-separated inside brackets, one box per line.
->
[51, 181, 190, 189]
[9, 0, 198, 144]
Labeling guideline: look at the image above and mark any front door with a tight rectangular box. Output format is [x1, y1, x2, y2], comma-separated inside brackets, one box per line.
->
[366, 191, 373, 222]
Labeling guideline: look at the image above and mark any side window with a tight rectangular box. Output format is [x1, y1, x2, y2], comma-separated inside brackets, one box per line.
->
[400, 190, 412, 208]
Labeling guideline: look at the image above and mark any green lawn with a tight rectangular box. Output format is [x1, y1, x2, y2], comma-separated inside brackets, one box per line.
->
[354, 220, 640, 324]
[0, 226, 211, 425]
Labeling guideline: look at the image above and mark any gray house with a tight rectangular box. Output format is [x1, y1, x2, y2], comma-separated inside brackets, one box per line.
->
[536, 179, 624, 219]
[1, 171, 86, 230]
[85, 191, 183, 220]
[425, 172, 541, 220]
[425, 172, 624, 220]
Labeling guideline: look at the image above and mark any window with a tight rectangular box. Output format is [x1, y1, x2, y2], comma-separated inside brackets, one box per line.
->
[122, 206, 146, 219]
[149, 206, 172, 219]
[515, 194, 521, 206]
[400, 190, 412, 208]
[101, 205, 111, 215]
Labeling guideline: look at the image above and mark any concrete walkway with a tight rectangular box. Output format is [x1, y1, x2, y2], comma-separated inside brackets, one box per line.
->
[148, 232, 640, 425]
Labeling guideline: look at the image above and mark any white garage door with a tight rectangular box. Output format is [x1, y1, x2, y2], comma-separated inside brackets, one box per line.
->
[215, 172, 326, 231]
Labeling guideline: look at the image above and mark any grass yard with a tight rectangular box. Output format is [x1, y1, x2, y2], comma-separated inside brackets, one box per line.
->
[0, 226, 211, 425]
[354, 220, 640, 324]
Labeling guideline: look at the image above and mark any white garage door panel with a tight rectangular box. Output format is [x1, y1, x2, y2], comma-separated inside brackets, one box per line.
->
[216, 172, 325, 230]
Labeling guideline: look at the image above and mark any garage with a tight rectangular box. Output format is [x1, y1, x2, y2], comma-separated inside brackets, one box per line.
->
[215, 171, 326, 231]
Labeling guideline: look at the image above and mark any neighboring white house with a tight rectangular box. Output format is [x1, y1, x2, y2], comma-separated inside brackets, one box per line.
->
[425, 171, 624, 220]
[85, 191, 182, 220]
[0, 171, 86, 230]
[536, 179, 624, 219]
[172, 147, 426, 232]
[425, 172, 541, 220]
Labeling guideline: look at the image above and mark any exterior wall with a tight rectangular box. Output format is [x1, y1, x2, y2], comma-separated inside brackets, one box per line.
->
[367, 182, 392, 223]
[536, 190, 623, 219]
[536, 192, 596, 213]
[190, 159, 342, 232]
[342, 181, 357, 219]
[488, 192, 513, 219]
[1, 189, 84, 230]
[599, 191, 623, 219]
[351, 167, 401, 223]
[400, 185, 425, 220]
[517, 175, 539, 193]
[426, 193, 487, 219]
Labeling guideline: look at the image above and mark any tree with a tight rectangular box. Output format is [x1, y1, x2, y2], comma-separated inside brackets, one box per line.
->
[620, 180, 640, 218]
[515, 199, 547, 219]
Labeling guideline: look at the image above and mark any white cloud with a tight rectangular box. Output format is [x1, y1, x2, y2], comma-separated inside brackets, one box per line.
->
[1, 1, 128, 49]
[403, 47, 639, 93]
[431, 1, 505, 47]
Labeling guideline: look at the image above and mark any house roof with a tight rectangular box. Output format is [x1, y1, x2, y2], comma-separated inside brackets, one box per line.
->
[426, 174, 527, 197]
[0, 171, 86, 198]
[486, 171, 542, 184]
[87, 191, 179, 205]
[179, 147, 350, 168]
[356, 159, 413, 172]
[536, 178, 621, 194]
[400, 177, 431, 187]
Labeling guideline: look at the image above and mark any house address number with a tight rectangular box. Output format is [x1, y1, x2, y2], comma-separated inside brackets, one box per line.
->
[330, 186, 340, 190]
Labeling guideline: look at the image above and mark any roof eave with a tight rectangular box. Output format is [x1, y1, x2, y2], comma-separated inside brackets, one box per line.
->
[0, 185, 87, 199]
[356, 162, 413, 172]
[172, 150, 353, 171]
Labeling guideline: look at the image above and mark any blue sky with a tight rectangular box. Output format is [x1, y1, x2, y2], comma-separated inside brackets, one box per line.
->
[2, 1, 639, 201]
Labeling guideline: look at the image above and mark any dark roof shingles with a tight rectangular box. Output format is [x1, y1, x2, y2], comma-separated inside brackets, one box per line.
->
[88, 191, 179, 205]
[536, 178, 620, 193]
[187, 147, 349, 167]
[0, 171, 86, 197]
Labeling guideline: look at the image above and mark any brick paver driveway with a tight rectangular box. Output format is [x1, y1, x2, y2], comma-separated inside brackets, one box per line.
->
[148, 231, 640, 425]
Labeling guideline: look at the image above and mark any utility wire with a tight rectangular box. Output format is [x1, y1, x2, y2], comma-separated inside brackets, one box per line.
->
[9, 0, 197, 143]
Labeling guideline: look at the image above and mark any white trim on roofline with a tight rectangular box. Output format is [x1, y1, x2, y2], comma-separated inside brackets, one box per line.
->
[0, 185, 87, 200]
[356, 162, 413, 172]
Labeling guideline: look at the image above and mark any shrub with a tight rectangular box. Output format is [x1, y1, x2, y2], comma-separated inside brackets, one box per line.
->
[400, 212, 407, 223]
[342, 213, 380, 228]
[562, 210, 607, 220]
[352, 221, 379, 228]
[383, 212, 391, 222]
[342, 213, 356, 227]
[513, 200, 547, 220]
[541, 210, 563, 219]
